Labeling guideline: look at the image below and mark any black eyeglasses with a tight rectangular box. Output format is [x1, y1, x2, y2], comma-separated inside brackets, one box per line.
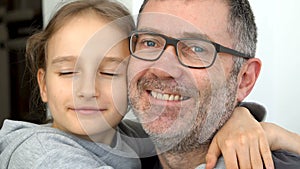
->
[129, 31, 253, 69]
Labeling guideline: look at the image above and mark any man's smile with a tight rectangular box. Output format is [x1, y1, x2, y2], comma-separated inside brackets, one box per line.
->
[148, 90, 190, 101]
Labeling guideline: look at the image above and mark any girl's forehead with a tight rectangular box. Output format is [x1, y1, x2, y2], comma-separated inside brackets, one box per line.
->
[46, 11, 130, 65]
[46, 15, 107, 58]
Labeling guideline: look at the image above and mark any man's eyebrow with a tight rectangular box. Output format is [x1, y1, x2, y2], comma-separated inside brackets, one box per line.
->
[51, 56, 77, 65]
[137, 27, 211, 40]
[137, 27, 163, 34]
[182, 32, 211, 41]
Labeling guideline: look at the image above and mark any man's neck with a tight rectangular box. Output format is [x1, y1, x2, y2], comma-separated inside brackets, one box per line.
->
[157, 144, 210, 169]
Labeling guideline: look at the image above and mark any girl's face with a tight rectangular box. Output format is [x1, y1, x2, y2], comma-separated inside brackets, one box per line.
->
[37, 13, 129, 143]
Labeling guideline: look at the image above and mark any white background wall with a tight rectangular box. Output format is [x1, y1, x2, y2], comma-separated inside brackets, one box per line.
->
[247, 0, 300, 134]
[42, 0, 300, 134]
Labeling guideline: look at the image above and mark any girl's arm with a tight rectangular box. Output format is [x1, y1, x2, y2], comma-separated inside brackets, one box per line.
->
[206, 106, 274, 169]
[206, 105, 300, 169]
[261, 122, 300, 155]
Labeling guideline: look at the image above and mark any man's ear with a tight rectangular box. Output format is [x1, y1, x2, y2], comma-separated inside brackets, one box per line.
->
[37, 69, 48, 102]
[236, 58, 261, 102]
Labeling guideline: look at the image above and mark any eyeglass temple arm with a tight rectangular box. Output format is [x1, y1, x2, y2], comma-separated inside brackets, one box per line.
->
[214, 43, 253, 59]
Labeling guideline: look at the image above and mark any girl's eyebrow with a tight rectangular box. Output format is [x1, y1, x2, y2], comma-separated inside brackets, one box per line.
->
[101, 56, 125, 64]
[51, 56, 77, 65]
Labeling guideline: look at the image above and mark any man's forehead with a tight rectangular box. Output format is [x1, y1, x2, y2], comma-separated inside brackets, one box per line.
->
[138, 0, 231, 45]
[138, 12, 208, 38]
[141, 0, 228, 18]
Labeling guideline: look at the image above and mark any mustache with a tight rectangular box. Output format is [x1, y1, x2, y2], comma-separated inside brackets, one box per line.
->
[137, 76, 199, 97]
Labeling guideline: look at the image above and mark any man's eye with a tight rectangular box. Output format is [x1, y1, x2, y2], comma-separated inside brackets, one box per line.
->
[143, 40, 156, 47]
[191, 46, 204, 53]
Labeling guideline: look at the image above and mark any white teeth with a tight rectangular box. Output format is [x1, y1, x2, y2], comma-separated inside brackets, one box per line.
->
[163, 94, 169, 100]
[157, 93, 163, 100]
[169, 95, 174, 101]
[151, 91, 157, 98]
[150, 91, 185, 101]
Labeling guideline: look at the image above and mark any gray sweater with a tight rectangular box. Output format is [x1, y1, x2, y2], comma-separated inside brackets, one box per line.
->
[0, 120, 155, 169]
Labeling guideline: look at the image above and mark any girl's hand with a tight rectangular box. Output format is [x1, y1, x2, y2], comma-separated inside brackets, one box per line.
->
[205, 107, 274, 169]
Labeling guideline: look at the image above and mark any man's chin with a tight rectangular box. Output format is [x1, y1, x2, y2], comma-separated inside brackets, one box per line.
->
[143, 119, 197, 153]
[142, 118, 175, 136]
[141, 115, 193, 139]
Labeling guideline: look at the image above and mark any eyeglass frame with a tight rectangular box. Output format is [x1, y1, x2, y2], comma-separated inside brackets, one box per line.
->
[129, 31, 253, 69]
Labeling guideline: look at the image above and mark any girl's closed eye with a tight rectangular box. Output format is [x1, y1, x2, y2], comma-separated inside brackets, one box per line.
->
[97, 56, 127, 78]
[58, 70, 78, 76]
[99, 71, 119, 77]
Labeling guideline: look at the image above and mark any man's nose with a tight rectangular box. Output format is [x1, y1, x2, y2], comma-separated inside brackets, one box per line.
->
[148, 45, 183, 78]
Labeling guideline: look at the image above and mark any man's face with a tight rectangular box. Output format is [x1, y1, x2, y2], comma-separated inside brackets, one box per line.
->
[128, 0, 239, 152]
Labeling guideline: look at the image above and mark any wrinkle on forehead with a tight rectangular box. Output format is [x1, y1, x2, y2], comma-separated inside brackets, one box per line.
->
[138, 12, 208, 39]
[140, 0, 232, 46]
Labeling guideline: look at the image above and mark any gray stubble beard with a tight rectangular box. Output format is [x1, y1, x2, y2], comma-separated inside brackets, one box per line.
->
[129, 71, 239, 154]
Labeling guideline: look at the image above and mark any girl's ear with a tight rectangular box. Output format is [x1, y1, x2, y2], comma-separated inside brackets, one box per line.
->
[37, 69, 48, 102]
[236, 58, 261, 102]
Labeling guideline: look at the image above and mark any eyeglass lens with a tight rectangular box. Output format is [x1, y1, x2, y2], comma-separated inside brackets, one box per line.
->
[130, 32, 217, 68]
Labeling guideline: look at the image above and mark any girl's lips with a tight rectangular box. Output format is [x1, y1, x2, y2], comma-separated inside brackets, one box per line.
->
[71, 107, 105, 115]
